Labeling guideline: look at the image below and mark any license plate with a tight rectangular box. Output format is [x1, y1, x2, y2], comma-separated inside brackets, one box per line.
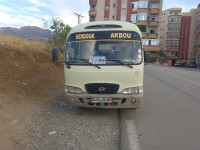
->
[91, 97, 112, 103]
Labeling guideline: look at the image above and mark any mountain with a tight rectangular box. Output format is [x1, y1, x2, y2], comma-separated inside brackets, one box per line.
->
[0, 26, 54, 39]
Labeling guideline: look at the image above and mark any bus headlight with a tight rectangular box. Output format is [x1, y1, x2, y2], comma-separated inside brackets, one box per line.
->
[65, 86, 83, 94]
[123, 86, 143, 94]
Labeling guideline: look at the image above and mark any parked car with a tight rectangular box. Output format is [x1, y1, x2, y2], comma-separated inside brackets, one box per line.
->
[184, 62, 197, 68]
[174, 62, 187, 67]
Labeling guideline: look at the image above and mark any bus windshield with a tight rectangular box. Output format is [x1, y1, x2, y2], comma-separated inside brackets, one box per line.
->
[66, 31, 142, 65]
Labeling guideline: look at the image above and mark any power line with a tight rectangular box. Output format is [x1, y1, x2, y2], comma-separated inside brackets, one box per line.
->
[72, 13, 85, 25]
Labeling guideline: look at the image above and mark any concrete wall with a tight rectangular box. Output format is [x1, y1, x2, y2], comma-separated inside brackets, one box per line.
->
[96, 0, 105, 21]
[109, 0, 117, 20]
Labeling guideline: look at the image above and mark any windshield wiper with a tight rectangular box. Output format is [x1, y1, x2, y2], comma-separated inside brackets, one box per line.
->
[67, 58, 101, 69]
[105, 59, 133, 68]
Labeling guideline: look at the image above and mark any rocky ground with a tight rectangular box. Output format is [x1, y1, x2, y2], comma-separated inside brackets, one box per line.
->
[0, 49, 120, 150]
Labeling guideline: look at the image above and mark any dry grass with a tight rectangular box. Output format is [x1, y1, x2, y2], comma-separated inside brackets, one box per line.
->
[0, 33, 50, 52]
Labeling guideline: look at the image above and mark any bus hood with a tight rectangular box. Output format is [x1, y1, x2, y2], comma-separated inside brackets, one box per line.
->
[64, 64, 144, 93]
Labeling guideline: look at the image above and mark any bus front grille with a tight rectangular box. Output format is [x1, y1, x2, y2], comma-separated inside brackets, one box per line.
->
[85, 83, 119, 94]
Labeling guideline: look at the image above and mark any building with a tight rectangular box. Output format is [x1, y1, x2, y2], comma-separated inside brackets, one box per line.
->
[159, 4, 200, 65]
[160, 8, 182, 65]
[194, 4, 200, 65]
[89, 0, 163, 56]
[181, 9, 196, 62]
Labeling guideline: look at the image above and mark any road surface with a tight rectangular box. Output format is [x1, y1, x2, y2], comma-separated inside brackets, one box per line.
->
[121, 64, 200, 150]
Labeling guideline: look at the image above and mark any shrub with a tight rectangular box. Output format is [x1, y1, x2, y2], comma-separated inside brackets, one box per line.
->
[150, 56, 157, 63]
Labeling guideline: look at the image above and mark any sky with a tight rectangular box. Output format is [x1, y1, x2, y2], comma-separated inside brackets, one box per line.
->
[0, 0, 199, 28]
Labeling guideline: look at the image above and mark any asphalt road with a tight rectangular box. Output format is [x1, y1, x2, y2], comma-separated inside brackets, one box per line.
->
[120, 64, 200, 150]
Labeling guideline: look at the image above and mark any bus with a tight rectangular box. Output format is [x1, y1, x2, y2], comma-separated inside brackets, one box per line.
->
[52, 21, 149, 108]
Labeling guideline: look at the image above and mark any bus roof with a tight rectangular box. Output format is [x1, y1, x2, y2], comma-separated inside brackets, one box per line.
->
[68, 21, 142, 38]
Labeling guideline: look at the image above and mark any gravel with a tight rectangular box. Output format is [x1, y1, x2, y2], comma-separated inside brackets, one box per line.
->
[18, 93, 120, 150]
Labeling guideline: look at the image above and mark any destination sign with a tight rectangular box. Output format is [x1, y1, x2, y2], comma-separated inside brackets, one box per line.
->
[67, 31, 141, 42]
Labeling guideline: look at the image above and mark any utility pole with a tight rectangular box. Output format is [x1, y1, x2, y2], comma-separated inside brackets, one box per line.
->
[72, 13, 84, 25]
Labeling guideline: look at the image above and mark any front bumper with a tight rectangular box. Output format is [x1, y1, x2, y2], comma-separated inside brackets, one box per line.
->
[64, 93, 143, 108]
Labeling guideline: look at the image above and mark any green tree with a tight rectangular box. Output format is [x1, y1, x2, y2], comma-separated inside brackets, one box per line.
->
[50, 18, 71, 52]
[157, 50, 165, 57]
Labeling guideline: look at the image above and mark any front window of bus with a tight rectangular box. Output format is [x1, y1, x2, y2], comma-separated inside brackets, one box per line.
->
[66, 33, 142, 65]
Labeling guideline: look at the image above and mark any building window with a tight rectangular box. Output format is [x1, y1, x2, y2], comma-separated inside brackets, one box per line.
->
[137, 13, 147, 21]
[151, 3, 159, 8]
[113, 4, 115, 8]
[150, 29, 155, 34]
[132, 2, 138, 11]
[105, 5, 110, 10]
[91, 5, 96, 10]
[167, 34, 180, 40]
[138, 1, 148, 8]
[91, 16, 96, 21]
[149, 15, 158, 21]
[168, 18, 181, 24]
[149, 27, 157, 34]
[167, 43, 179, 48]
[121, 3, 127, 9]
[168, 26, 180, 32]
[132, 1, 148, 10]
[121, 15, 126, 21]
[142, 39, 160, 46]
[131, 14, 137, 23]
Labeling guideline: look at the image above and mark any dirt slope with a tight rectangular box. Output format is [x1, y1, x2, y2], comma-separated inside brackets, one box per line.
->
[0, 49, 64, 150]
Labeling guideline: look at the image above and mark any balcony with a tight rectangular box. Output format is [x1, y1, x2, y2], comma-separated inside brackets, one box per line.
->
[166, 47, 179, 51]
[167, 30, 181, 34]
[168, 15, 182, 19]
[143, 45, 160, 52]
[137, 8, 149, 13]
[89, 10, 97, 16]
[148, 34, 158, 39]
[194, 47, 200, 51]
[168, 24, 181, 27]
[142, 33, 147, 38]
[148, 21, 159, 26]
[89, 0, 97, 5]
[149, 8, 160, 15]
[166, 40, 179, 43]
[136, 21, 148, 26]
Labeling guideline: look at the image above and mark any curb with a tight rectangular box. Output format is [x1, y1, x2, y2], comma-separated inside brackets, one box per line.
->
[120, 120, 141, 150]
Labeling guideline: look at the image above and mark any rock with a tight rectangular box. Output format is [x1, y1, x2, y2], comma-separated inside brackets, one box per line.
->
[49, 131, 56, 135]
[14, 63, 18, 67]
[22, 82, 27, 85]
[11, 120, 18, 125]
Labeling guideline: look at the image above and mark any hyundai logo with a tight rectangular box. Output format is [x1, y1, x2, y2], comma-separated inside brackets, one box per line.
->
[98, 87, 106, 92]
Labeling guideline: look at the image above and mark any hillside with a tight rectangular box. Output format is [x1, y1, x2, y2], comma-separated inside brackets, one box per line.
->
[0, 26, 54, 39]
[0, 35, 64, 150]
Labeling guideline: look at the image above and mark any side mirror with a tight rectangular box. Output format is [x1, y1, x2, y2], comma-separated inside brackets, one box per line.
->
[144, 51, 150, 63]
[52, 48, 59, 61]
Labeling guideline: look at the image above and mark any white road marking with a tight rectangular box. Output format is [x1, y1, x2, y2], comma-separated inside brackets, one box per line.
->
[126, 120, 141, 150]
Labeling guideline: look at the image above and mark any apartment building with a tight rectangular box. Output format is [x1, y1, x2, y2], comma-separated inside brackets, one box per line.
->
[160, 4, 200, 65]
[160, 8, 182, 64]
[194, 4, 200, 64]
[181, 9, 196, 62]
[89, 0, 163, 56]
